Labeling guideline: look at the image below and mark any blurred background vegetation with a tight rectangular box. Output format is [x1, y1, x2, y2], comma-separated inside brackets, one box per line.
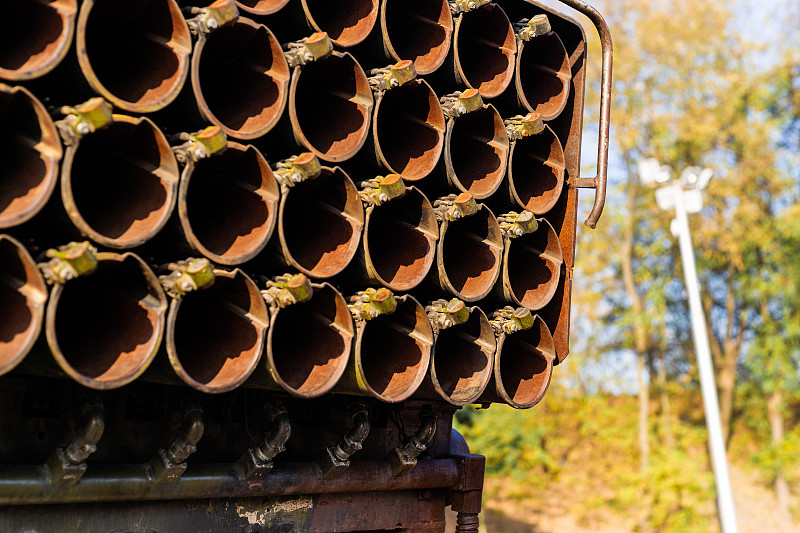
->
[454, 0, 800, 530]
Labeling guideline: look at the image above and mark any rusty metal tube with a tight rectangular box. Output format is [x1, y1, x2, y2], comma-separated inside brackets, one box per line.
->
[380, 0, 453, 75]
[338, 294, 433, 403]
[372, 78, 445, 182]
[0, 84, 63, 229]
[60, 114, 179, 249]
[355, 183, 438, 292]
[496, 217, 564, 310]
[43, 252, 168, 390]
[505, 123, 565, 214]
[0, 0, 77, 81]
[481, 312, 555, 409]
[191, 17, 290, 140]
[75, 0, 191, 113]
[449, 3, 517, 98]
[430, 195, 503, 302]
[441, 94, 509, 199]
[164, 268, 268, 393]
[0, 235, 48, 377]
[418, 303, 495, 406]
[178, 142, 279, 266]
[270, 0, 379, 49]
[273, 165, 364, 279]
[235, 0, 290, 16]
[514, 26, 572, 121]
[287, 51, 373, 162]
[251, 281, 354, 398]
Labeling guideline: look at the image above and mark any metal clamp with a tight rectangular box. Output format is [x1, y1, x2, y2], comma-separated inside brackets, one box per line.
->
[368, 60, 417, 93]
[284, 32, 333, 67]
[490, 306, 534, 335]
[237, 403, 291, 481]
[387, 405, 437, 477]
[149, 407, 204, 484]
[39, 242, 98, 285]
[273, 153, 321, 189]
[515, 15, 552, 41]
[358, 174, 407, 206]
[185, 0, 239, 35]
[433, 193, 478, 222]
[426, 299, 469, 335]
[159, 258, 216, 299]
[504, 113, 544, 141]
[554, 0, 613, 228]
[440, 89, 483, 119]
[261, 273, 313, 308]
[348, 288, 397, 322]
[54, 97, 113, 146]
[172, 126, 228, 164]
[46, 402, 104, 486]
[498, 211, 538, 238]
[319, 403, 370, 479]
[449, 0, 490, 15]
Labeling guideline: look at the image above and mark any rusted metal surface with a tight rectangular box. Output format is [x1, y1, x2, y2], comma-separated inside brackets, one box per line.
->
[495, 212, 564, 310]
[0, 235, 48, 377]
[355, 175, 439, 291]
[288, 50, 373, 162]
[0, 0, 77, 81]
[236, 0, 291, 16]
[274, 162, 364, 278]
[75, 0, 191, 113]
[450, 2, 517, 98]
[254, 276, 354, 398]
[175, 128, 280, 265]
[431, 193, 503, 302]
[338, 290, 434, 403]
[0, 84, 63, 229]
[480, 307, 556, 408]
[417, 299, 494, 406]
[380, 0, 453, 75]
[300, 0, 379, 48]
[39, 249, 168, 390]
[161, 263, 268, 394]
[58, 107, 180, 249]
[190, 11, 290, 140]
[441, 89, 509, 199]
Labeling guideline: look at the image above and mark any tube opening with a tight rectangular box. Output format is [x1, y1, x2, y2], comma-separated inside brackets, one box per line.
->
[359, 298, 431, 401]
[383, 0, 453, 75]
[292, 52, 372, 162]
[455, 4, 516, 98]
[236, 0, 290, 16]
[507, 220, 563, 310]
[365, 188, 436, 290]
[66, 118, 178, 248]
[375, 80, 445, 181]
[441, 208, 502, 301]
[172, 271, 266, 392]
[195, 20, 289, 139]
[432, 310, 493, 404]
[447, 105, 508, 198]
[0, 87, 61, 228]
[79, 0, 190, 111]
[509, 127, 565, 214]
[517, 33, 571, 120]
[0, 236, 46, 375]
[281, 167, 363, 278]
[51, 254, 164, 388]
[270, 284, 352, 396]
[498, 320, 553, 407]
[0, 0, 76, 79]
[184, 145, 278, 264]
[302, 0, 378, 47]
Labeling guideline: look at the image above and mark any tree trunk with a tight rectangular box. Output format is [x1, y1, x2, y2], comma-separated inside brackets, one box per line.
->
[767, 388, 790, 515]
[657, 352, 675, 449]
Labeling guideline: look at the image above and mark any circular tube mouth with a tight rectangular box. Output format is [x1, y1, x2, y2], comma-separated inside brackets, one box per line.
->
[268, 283, 354, 397]
[505, 218, 563, 310]
[364, 187, 438, 291]
[0, 235, 48, 376]
[381, 0, 453, 75]
[445, 104, 509, 199]
[235, 0, 290, 16]
[356, 295, 433, 402]
[76, 0, 191, 113]
[290, 51, 373, 162]
[302, 0, 378, 48]
[0, 84, 63, 229]
[192, 18, 289, 140]
[374, 79, 445, 181]
[439, 204, 503, 302]
[46, 252, 168, 390]
[167, 269, 267, 393]
[453, 3, 516, 98]
[0, 0, 77, 81]
[516, 32, 572, 121]
[180, 143, 279, 265]
[430, 306, 494, 405]
[508, 124, 565, 214]
[495, 315, 555, 408]
[61, 115, 179, 249]
[279, 166, 364, 278]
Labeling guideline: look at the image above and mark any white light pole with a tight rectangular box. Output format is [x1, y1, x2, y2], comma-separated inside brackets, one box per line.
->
[638, 159, 739, 533]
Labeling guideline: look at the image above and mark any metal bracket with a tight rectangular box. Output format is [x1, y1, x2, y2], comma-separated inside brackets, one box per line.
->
[46, 402, 104, 486]
[38, 242, 98, 285]
[553, 0, 613, 228]
[261, 273, 313, 309]
[358, 174, 407, 206]
[433, 193, 478, 222]
[515, 14, 552, 41]
[149, 407, 205, 485]
[159, 258, 216, 299]
[54, 97, 113, 146]
[425, 299, 469, 335]
[440, 89, 483, 119]
[348, 288, 397, 322]
[172, 126, 228, 164]
[387, 405, 437, 477]
[185, 0, 239, 36]
[368, 60, 417, 93]
[489, 306, 534, 335]
[497, 211, 538, 238]
[273, 153, 321, 189]
[283, 32, 333, 67]
[504, 113, 544, 141]
[449, 0, 491, 15]
[237, 403, 291, 481]
[318, 403, 370, 479]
